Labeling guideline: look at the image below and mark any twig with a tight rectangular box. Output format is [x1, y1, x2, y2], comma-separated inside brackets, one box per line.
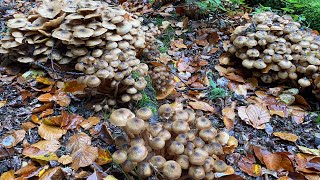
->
[32, 62, 84, 76]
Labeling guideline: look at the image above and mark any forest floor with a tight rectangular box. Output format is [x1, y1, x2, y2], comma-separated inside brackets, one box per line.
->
[0, 0, 320, 179]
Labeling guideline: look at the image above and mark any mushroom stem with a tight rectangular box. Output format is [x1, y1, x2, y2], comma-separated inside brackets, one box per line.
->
[114, 82, 120, 97]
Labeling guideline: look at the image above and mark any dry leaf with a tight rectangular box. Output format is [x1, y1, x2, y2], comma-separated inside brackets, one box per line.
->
[71, 145, 98, 170]
[87, 170, 106, 180]
[238, 105, 271, 129]
[96, 148, 113, 165]
[15, 163, 38, 176]
[290, 106, 306, 124]
[22, 146, 58, 161]
[58, 155, 73, 165]
[52, 92, 71, 107]
[223, 117, 234, 131]
[39, 108, 54, 118]
[21, 122, 37, 131]
[222, 107, 236, 120]
[0, 170, 15, 180]
[263, 152, 294, 172]
[0, 100, 6, 108]
[297, 146, 320, 156]
[38, 123, 67, 140]
[62, 80, 86, 93]
[31, 140, 61, 152]
[1, 129, 26, 148]
[39, 167, 63, 180]
[238, 156, 262, 177]
[80, 117, 101, 130]
[38, 93, 53, 102]
[273, 132, 298, 142]
[189, 100, 216, 113]
[214, 166, 235, 178]
[66, 133, 91, 153]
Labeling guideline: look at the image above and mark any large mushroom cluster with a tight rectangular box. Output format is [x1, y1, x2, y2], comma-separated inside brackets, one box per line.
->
[149, 65, 175, 93]
[110, 105, 237, 179]
[225, 12, 320, 96]
[0, 0, 153, 102]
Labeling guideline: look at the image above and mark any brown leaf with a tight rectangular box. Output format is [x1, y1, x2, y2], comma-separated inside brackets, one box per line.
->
[223, 117, 234, 131]
[208, 31, 220, 44]
[80, 117, 101, 130]
[263, 152, 294, 172]
[290, 106, 306, 124]
[273, 132, 298, 142]
[238, 105, 271, 129]
[294, 95, 311, 109]
[222, 107, 236, 120]
[15, 163, 38, 177]
[71, 145, 98, 170]
[1, 130, 26, 148]
[58, 155, 73, 165]
[22, 146, 58, 161]
[39, 167, 63, 180]
[31, 140, 61, 152]
[38, 123, 67, 140]
[52, 92, 71, 107]
[32, 103, 54, 113]
[268, 104, 288, 118]
[62, 80, 86, 93]
[87, 170, 106, 180]
[0, 170, 15, 180]
[297, 146, 320, 156]
[39, 108, 54, 118]
[189, 100, 217, 113]
[66, 133, 91, 153]
[238, 156, 262, 177]
[36, 77, 55, 85]
[38, 93, 53, 102]
[21, 122, 37, 131]
[225, 73, 245, 83]
[96, 148, 113, 165]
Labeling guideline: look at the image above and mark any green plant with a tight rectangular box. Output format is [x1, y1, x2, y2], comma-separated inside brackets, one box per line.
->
[196, 0, 226, 12]
[207, 73, 227, 100]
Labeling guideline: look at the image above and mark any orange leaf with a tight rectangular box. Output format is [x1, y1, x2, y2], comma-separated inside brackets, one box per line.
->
[39, 167, 63, 180]
[96, 148, 113, 165]
[62, 81, 86, 93]
[52, 92, 70, 107]
[21, 122, 37, 131]
[39, 108, 54, 118]
[31, 140, 61, 152]
[188, 100, 217, 113]
[38, 123, 67, 140]
[66, 133, 92, 153]
[263, 153, 294, 172]
[208, 31, 220, 44]
[238, 157, 262, 177]
[36, 77, 55, 85]
[0, 170, 15, 180]
[38, 93, 53, 102]
[223, 117, 234, 131]
[238, 105, 271, 129]
[80, 117, 101, 130]
[32, 103, 54, 113]
[225, 73, 245, 83]
[273, 132, 298, 142]
[71, 145, 98, 170]
[58, 155, 73, 165]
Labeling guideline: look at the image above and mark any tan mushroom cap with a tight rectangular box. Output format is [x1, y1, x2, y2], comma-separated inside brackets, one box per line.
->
[71, 47, 88, 56]
[256, 24, 270, 31]
[86, 39, 102, 47]
[117, 21, 133, 35]
[102, 21, 117, 30]
[7, 18, 28, 28]
[17, 57, 34, 63]
[110, 108, 135, 126]
[73, 27, 94, 38]
[52, 28, 73, 41]
[162, 160, 182, 180]
[38, 3, 61, 19]
[106, 34, 123, 41]
[127, 145, 148, 162]
[93, 28, 108, 37]
[65, 13, 84, 20]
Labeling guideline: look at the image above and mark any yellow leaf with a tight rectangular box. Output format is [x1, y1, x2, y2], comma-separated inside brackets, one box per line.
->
[103, 175, 118, 180]
[22, 146, 58, 161]
[0, 100, 7, 108]
[96, 148, 113, 165]
[31, 140, 61, 152]
[273, 132, 298, 142]
[58, 155, 73, 165]
[36, 77, 55, 85]
[0, 170, 15, 180]
[297, 146, 320, 156]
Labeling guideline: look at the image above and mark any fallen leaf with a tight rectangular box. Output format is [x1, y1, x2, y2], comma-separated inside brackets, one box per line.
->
[52, 92, 71, 107]
[96, 148, 113, 165]
[225, 73, 245, 83]
[0, 100, 7, 108]
[238, 156, 262, 177]
[14, 163, 38, 176]
[80, 117, 101, 130]
[38, 123, 67, 140]
[160, 21, 170, 30]
[0, 170, 15, 180]
[38, 93, 53, 102]
[39, 109, 54, 118]
[22, 146, 58, 161]
[189, 100, 217, 113]
[21, 122, 37, 131]
[39, 167, 63, 180]
[222, 107, 236, 120]
[223, 117, 234, 131]
[58, 155, 73, 165]
[297, 146, 320, 156]
[268, 104, 288, 118]
[238, 105, 271, 129]
[156, 84, 175, 100]
[290, 106, 306, 124]
[36, 77, 55, 85]
[71, 145, 98, 170]
[273, 132, 298, 142]
[1, 130, 26, 148]
[294, 95, 311, 109]
[103, 175, 119, 180]
[32, 103, 54, 113]
[62, 80, 86, 93]
[66, 133, 92, 153]
[214, 166, 235, 178]
[87, 170, 106, 180]
[31, 140, 61, 152]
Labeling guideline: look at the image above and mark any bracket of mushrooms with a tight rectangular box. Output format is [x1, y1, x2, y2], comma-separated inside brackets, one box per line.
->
[225, 12, 320, 98]
[0, 0, 156, 102]
[110, 105, 237, 180]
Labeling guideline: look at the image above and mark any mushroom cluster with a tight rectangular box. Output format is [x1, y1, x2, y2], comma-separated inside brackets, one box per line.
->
[0, 0, 153, 102]
[225, 12, 320, 96]
[149, 65, 175, 93]
[110, 105, 237, 179]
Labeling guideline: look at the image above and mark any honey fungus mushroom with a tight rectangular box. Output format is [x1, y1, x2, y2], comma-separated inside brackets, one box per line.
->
[0, 0, 154, 105]
[225, 11, 320, 96]
[109, 105, 235, 179]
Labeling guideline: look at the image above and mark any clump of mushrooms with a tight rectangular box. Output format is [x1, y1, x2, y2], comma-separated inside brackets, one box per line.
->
[0, 0, 158, 104]
[224, 11, 320, 97]
[149, 65, 175, 94]
[110, 104, 238, 179]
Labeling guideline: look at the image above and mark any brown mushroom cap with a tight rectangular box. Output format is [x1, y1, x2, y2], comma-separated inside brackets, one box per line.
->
[188, 165, 206, 180]
[112, 149, 127, 164]
[162, 160, 182, 180]
[176, 155, 189, 170]
[125, 117, 145, 134]
[127, 145, 148, 162]
[136, 107, 153, 121]
[150, 155, 166, 169]
[213, 160, 228, 172]
[110, 108, 135, 126]
[168, 141, 185, 155]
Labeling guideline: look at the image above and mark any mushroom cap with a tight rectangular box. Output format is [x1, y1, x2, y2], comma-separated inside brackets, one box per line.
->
[17, 57, 34, 63]
[162, 160, 182, 180]
[150, 155, 166, 169]
[189, 148, 208, 166]
[216, 132, 230, 146]
[137, 162, 153, 178]
[117, 21, 133, 35]
[298, 78, 311, 87]
[172, 110, 189, 121]
[256, 24, 270, 31]
[188, 166, 205, 180]
[125, 117, 145, 134]
[86, 75, 101, 88]
[106, 34, 123, 41]
[172, 120, 189, 134]
[102, 21, 117, 30]
[38, 3, 61, 19]
[52, 28, 72, 41]
[150, 137, 165, 150]
[195, 117, 211, 130]
[168, 141, 185, 155]
[112, 150, 127, 164]
[199, 129, 216, 142]
[110, 108, 135, 126]
[7, 18, 28, 28]
[213, 160, 228, 172]
[127, 145, 148, 162]
[136, 107, 153, 121]
[176, 155, 189, 170]
[246, 49, 260, 58]
[73, 27, 94, 38]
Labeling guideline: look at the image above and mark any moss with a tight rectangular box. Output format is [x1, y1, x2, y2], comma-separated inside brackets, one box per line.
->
[207, 72, 227, 100]
[297, 0, 320, 30]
